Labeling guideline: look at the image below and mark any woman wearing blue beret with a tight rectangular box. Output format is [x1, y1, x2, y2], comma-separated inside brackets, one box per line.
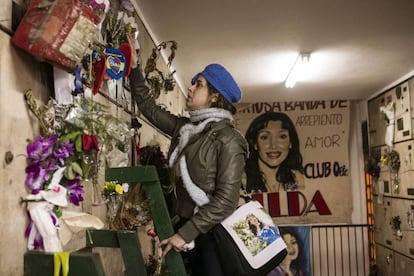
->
[129, 59, 248, 275]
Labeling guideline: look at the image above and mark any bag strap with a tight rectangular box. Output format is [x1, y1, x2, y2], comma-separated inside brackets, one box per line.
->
[238, 187, 253, 207]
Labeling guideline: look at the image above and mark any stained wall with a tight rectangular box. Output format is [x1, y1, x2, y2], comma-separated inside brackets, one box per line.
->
[0, 2, 185, 275]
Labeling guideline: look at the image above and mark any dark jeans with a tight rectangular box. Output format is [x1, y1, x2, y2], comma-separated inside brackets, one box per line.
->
[187, 232, 224, 276]
[176, 219, 224, 276]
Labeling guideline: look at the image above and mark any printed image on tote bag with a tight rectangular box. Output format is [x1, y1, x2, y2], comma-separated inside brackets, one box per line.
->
[221, 200, 287, 269]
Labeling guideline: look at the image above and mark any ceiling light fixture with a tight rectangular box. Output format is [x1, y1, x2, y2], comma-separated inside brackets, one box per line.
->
[285, 52, 311, 88]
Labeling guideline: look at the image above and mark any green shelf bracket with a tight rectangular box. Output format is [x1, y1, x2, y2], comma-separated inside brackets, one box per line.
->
[102, 165, 187, 276]
[86, 229, 147, 275]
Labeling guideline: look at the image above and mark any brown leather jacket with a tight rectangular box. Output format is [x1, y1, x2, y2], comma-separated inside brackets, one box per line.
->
[129, 67, 248, 242]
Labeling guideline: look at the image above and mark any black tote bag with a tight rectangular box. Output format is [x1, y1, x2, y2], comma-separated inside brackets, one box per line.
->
[212, 201, 287, 276]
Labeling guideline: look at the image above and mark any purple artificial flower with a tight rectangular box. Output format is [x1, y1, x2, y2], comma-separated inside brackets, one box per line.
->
[43, 159, 59, 172]
[50, 211, 59, 227]
[25, 222, 44, 250]
[24, 221, 32, 238]
[27, 136, 58, 161]
[25, 163, 49, 190]
[66, 178, 84, 206]
[33, 234, 44, 250]
[52, 140, 74, 165]
[121, 0, 134, 12]
[89, 0, 107, 12]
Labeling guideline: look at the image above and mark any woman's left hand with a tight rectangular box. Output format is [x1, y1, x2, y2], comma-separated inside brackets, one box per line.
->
[158, 233, 187, 256]
[127, 33, 139, 69]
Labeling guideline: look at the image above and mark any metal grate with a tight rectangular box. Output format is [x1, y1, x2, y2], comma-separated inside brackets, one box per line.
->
[311, 224, 372, 276]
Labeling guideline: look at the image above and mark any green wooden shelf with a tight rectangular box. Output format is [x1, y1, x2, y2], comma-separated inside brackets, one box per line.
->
[24, 250, 105, 276]
[103, 165, 187, 276]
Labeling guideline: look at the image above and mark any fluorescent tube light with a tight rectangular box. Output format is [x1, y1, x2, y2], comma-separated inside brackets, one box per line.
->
[285, 53, 311, 88]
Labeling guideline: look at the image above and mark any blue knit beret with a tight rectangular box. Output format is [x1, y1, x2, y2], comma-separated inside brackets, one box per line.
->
[191, 64, 242, 104]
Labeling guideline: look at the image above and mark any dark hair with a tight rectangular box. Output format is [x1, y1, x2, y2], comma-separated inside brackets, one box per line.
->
[247, 214, 264, 236]
[279, 227, 304, 272]
[207, 83, 237, 114]
[244, 112, 303, 192]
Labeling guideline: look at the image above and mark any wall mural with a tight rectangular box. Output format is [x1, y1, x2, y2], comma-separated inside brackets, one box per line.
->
[268, 225, 311, 276]
[235, 100, 351, 225]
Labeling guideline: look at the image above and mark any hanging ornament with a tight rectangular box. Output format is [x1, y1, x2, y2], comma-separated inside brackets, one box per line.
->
[72, 65, 85, 96]
[119, 42, 133, 77]
[92, 54, 107, 95]
[105, 47, 127, 80]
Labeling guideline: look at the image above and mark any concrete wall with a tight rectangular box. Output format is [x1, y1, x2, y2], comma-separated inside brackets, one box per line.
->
[0, 1, 185, 275]
[0, 30, 53, 275]
[368, 78, 414, 275]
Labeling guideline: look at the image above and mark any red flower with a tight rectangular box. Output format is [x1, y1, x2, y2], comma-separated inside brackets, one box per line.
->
[82, 134, 99, 151]
[146, 228, 157, 238]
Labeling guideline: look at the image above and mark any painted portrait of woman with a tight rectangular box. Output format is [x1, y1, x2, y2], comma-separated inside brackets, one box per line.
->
[267, 226, 310, 276]
[244, 112, 304, 193]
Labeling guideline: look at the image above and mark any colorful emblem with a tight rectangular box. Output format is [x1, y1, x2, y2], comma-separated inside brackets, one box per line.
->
[105, 47, 126, 79]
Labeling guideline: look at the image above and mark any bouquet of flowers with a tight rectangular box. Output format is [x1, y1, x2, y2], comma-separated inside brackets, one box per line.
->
[24, 134, 86, 251]
[25, 135, 85, 207]
[366, 154, 381, 180]
[103, 181, 129, 228]
[381, 149, 401, 172]
[381, 149, 401, 193]
[103, 181, 126, 196]
[23, 91, 133, 251]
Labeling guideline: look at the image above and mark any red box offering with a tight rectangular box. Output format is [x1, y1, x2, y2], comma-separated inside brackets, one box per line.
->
[12, 0, 102, 72]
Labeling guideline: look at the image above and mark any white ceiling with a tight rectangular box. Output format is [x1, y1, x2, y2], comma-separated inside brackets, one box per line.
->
[133, 0, 414, 104]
